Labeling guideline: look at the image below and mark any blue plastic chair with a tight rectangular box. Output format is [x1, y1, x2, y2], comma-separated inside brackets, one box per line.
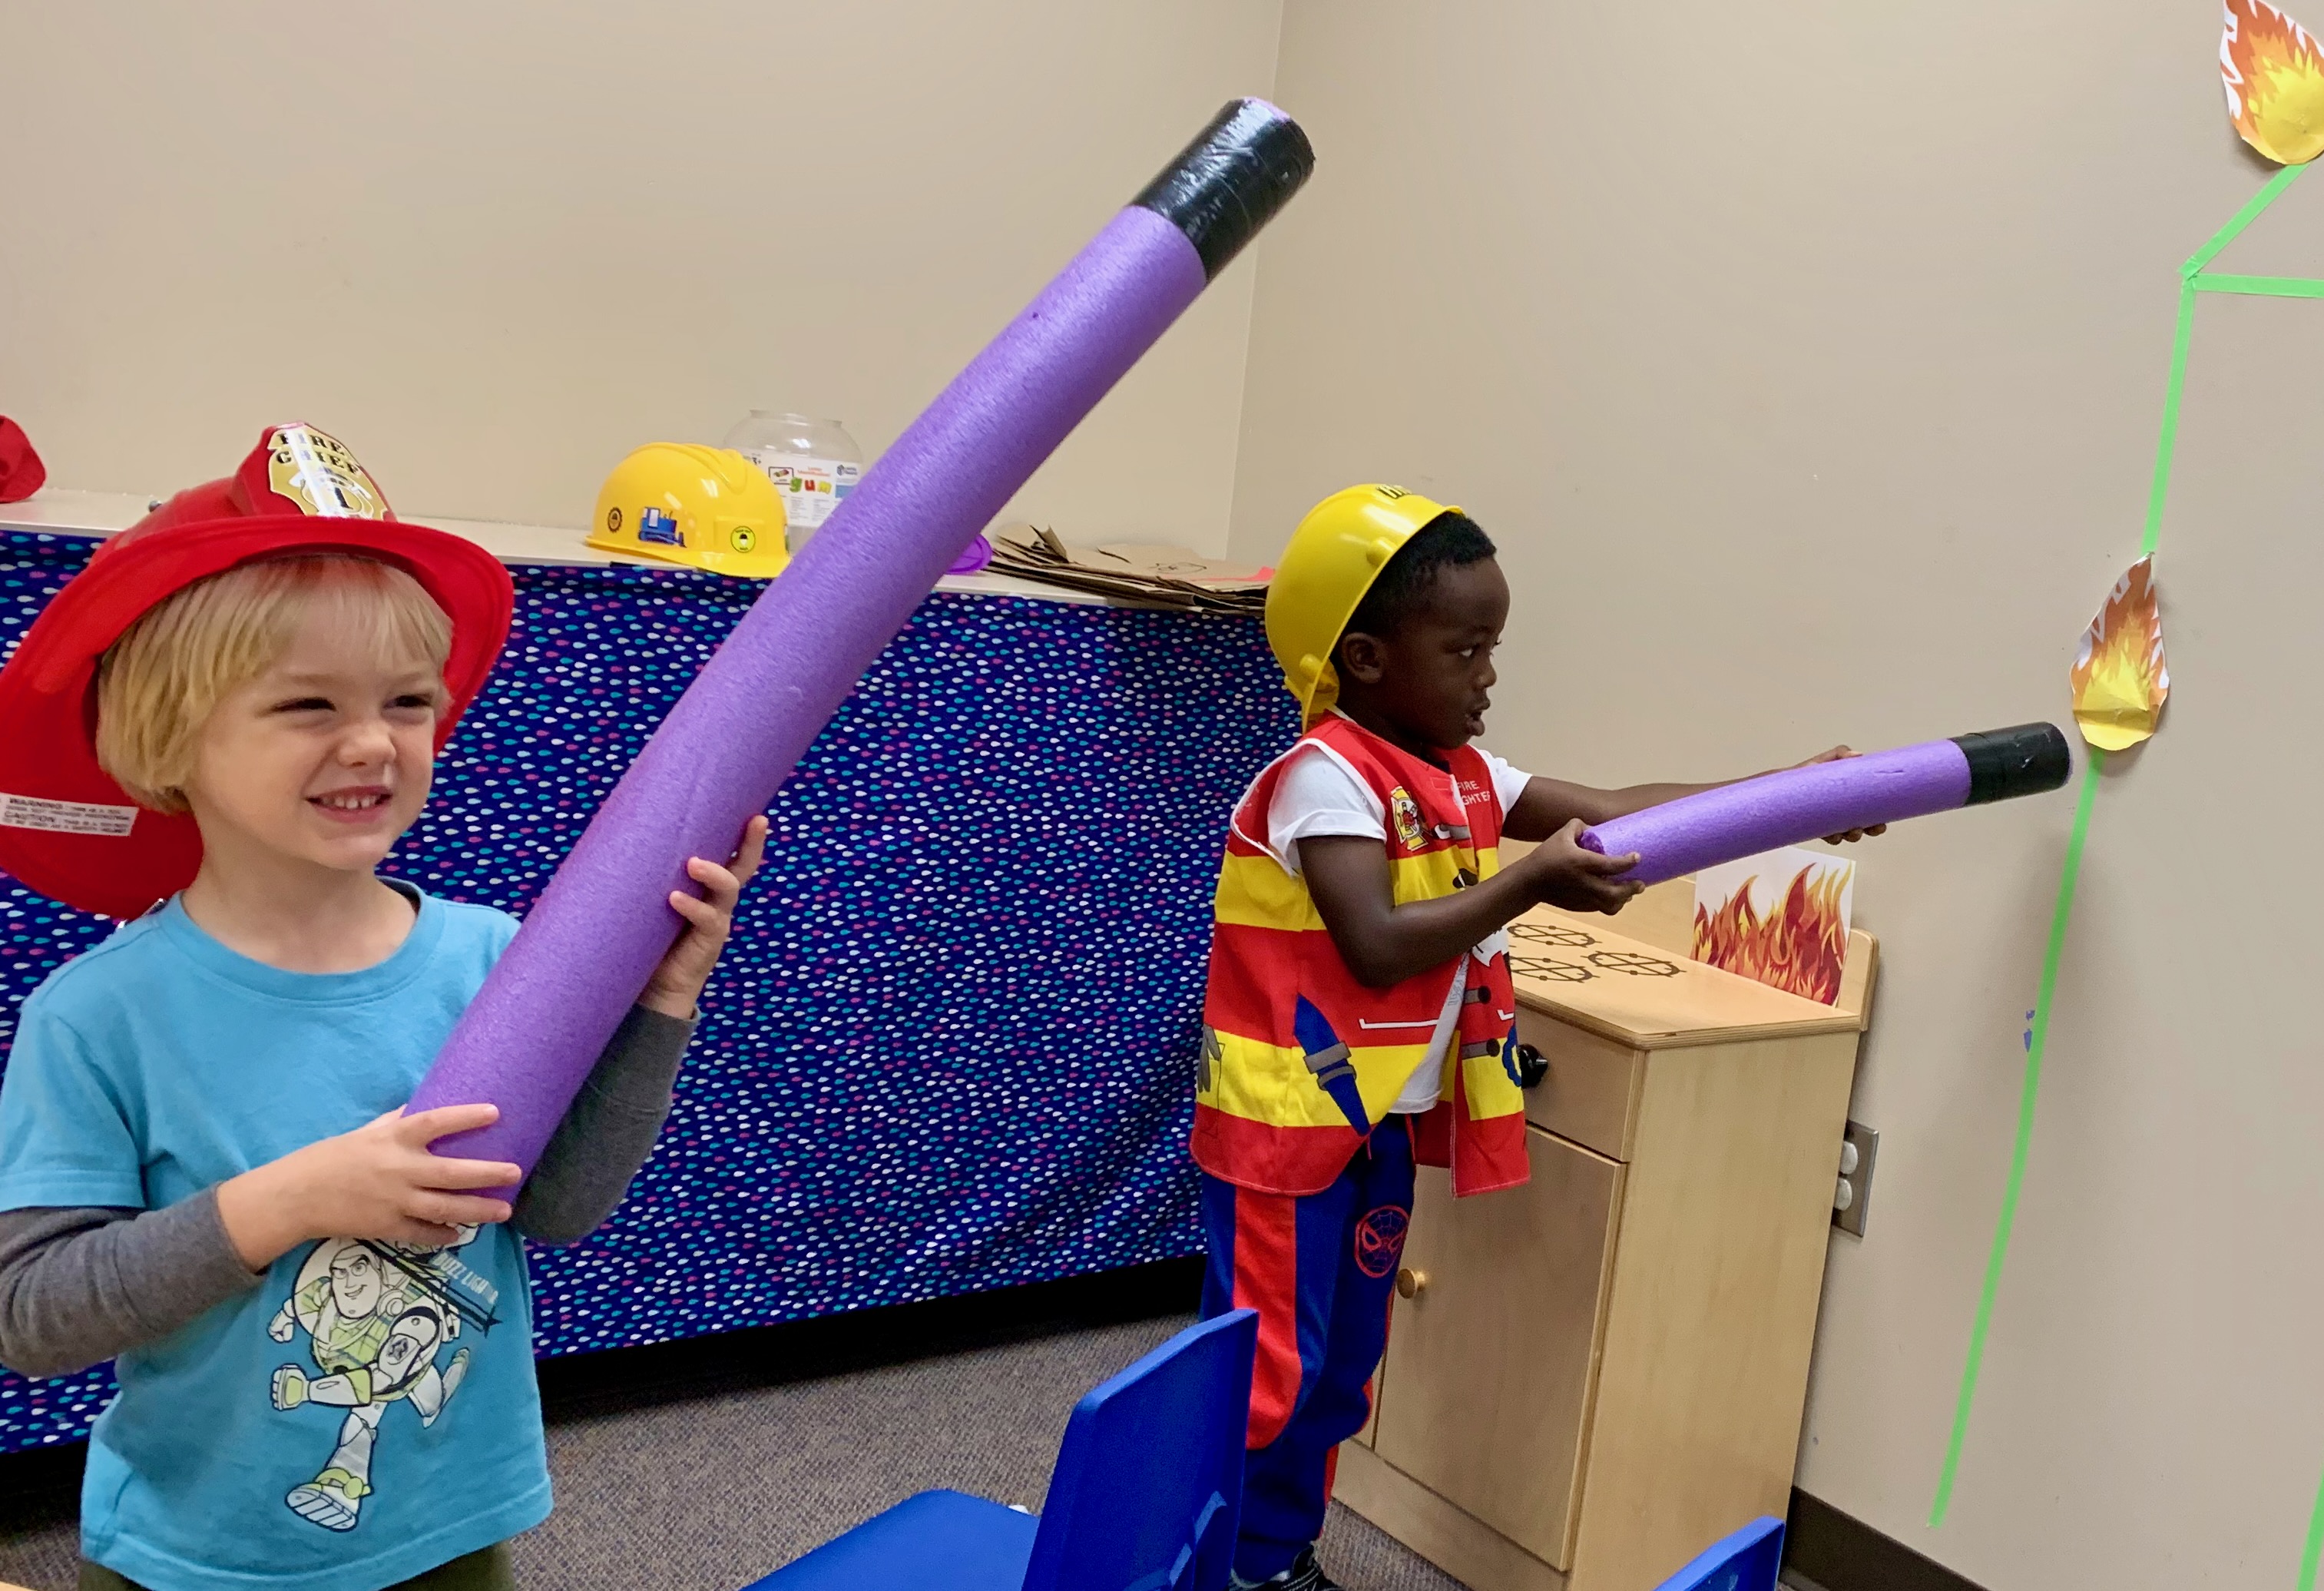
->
[1651, 1516, 1786, 1591]
[743, 1308, 1259, 1591]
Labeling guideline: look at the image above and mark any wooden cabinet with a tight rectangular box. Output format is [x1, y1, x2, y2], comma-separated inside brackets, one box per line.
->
[1336, 883, 1877, 1591]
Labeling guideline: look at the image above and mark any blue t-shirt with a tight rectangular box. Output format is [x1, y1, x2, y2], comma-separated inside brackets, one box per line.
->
[0, 888, 552, 1591]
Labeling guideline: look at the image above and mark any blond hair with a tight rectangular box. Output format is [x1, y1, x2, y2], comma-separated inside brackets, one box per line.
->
[95, 556, 453, 814]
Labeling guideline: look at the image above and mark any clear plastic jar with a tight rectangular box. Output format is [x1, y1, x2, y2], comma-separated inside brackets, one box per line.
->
[719, 411, 866, 551]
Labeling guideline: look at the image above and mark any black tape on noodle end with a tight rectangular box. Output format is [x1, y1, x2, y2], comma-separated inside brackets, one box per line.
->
[1132, 99, 1315, 280]
[1952, 723, 2073, 806]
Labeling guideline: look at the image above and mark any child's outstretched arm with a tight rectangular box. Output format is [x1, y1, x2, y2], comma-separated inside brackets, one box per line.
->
[1501, 747, 1888, 845]
[1301, 824, 1642, 989]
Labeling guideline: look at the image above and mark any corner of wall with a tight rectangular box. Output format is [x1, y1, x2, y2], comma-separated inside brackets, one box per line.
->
[1207, 0, 1292, 565]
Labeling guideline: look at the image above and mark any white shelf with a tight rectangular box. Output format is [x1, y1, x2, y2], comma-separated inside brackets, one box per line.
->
[0, 489, 1114, 606]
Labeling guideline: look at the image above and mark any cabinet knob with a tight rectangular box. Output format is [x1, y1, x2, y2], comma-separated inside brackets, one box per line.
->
[1515, 1042, 1548, 1089]
[1395, 1266, 1428, 1299]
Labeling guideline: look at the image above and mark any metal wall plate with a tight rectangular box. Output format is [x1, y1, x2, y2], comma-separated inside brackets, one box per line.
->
[1833, 1120, 1879, 1238]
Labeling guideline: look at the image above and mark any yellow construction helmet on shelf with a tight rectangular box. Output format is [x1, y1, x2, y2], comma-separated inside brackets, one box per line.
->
[1266, 482, 1456, 724]
[587, 444, 792, 579]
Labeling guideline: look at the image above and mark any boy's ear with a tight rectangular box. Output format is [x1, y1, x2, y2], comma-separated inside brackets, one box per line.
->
[1336, 631, 1389, 685]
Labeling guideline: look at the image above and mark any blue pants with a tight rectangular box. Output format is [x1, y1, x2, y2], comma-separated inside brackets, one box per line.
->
[1200, 1118, 1416, 1581]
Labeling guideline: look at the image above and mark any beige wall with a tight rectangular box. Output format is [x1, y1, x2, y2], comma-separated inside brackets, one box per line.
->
[1239, 3, 2324, 1587]
[0, 2, 1281, 552]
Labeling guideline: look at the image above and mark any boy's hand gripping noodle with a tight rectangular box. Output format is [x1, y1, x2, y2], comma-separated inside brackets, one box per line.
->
[1577, 723, 2073, 887]
[408, 101, 1315, 1186]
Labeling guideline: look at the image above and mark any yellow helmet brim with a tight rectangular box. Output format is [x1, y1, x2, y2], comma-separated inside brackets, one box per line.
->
[584, 530, 792, 581]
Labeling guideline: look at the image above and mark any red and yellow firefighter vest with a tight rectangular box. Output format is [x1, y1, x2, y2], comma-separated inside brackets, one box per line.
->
[1191, 714, 1531, 1198]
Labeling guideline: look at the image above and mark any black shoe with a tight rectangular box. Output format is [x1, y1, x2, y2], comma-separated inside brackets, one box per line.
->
[1231, 1543, 1346, 1591]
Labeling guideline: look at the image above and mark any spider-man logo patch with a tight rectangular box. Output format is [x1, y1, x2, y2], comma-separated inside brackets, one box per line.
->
[1352, 1205, 1410, 1279]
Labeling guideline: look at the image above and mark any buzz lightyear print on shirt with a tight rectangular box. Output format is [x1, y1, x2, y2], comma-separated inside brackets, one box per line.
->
[265, 1230, 503, 1533]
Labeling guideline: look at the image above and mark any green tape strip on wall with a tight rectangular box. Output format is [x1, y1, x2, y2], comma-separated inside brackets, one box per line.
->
[1928, 162, 2317, 1540]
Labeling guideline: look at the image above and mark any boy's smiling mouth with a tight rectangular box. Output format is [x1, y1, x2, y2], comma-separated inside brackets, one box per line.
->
[310, 786, 393, 820]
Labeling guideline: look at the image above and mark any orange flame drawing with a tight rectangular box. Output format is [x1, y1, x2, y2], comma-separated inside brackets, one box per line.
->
[2224, 0, 2324, 164]
[1692, 866, 1849, 1005]
[2069, 556, 2168, 751]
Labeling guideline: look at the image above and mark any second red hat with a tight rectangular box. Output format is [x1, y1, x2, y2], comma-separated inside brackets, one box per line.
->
[0, 416, 47, 505]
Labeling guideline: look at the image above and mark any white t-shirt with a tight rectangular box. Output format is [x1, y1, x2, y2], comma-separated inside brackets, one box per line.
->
[1260, 730, 1532, 1114]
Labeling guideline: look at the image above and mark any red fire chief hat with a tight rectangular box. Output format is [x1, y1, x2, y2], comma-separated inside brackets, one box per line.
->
[0, 424, 515, 920]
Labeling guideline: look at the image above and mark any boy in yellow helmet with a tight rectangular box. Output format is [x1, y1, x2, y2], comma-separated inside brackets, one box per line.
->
[1197, 485, 1877, 1589]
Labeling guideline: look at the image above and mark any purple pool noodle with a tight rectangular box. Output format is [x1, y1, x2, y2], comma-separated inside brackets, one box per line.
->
[410, 101, 1313, 1184]
[1577, 724, 2072, 887]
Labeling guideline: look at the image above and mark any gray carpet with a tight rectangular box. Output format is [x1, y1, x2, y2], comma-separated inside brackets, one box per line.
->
[0, 1315, 1465, 1590]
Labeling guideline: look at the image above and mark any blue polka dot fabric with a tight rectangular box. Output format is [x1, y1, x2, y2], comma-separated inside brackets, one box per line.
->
[0, 530, 1293, 1452]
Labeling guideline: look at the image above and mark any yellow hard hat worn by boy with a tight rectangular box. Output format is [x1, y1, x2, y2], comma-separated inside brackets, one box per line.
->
[1266, 482, 1457, 724]
[588, 444, 792, 579]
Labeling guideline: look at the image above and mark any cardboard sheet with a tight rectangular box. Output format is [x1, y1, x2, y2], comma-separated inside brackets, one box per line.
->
[986, 523, 1268, 614]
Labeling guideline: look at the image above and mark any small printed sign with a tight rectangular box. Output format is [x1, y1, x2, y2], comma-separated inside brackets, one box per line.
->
[0, 792, 137, 837]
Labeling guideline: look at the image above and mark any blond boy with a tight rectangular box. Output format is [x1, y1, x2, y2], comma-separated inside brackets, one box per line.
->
[0, 429, 763, 1591]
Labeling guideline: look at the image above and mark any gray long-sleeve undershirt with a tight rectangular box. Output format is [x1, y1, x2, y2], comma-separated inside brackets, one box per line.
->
[0, 1003, 691, 1380]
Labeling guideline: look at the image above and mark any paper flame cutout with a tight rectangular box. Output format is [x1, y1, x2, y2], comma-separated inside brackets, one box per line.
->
[1692, 866, 1849, 1005]
[2070, 556, 2169, 751]
[2224, 0, 2324, 164]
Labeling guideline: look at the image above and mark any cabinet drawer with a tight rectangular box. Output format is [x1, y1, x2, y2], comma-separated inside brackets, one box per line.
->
[1372, 1126, 1624, 1572]
[1518, 1011, 1643, 1162]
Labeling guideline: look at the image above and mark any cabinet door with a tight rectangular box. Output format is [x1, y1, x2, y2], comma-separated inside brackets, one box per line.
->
[1370, 1125, 1624, 1571]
